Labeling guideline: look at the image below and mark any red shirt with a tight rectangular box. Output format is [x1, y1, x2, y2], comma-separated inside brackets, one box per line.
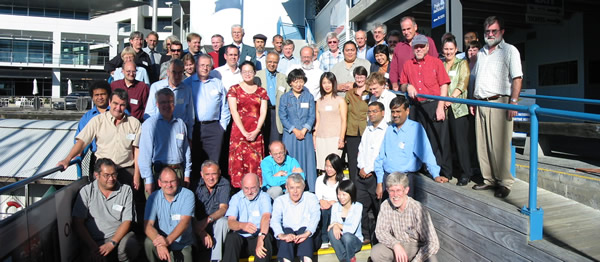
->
[389, 34, 438, 86]
[110, 80, 149, 121]
[399, 55, 450, 101]
[208, 51, 219, 69]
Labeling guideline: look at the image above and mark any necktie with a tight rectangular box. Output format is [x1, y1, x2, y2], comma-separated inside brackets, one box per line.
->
[150, 50, 156, 64]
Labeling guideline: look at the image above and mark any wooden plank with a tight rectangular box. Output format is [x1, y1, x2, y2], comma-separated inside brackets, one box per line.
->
[529, 240, 595, 262]
[413, 175, 529, 234]
[435, 248, 461, 262]
[428, 209, 529, 262]
[437, 229, 490, 262]
[422, 192, 563, 262]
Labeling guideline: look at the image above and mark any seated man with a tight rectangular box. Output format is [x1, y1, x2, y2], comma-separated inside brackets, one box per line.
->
[144, 167, 195, 262]
[139, 87, 192, 195]
[194, 160, 230, 261]
[72, 158, 139, 261]
[260, 140, 304, 199]
[223, 173, 273, 262]
[270, 174, 320, 262]
[374, 96, 445, 199]
[371, 172, 439, 262]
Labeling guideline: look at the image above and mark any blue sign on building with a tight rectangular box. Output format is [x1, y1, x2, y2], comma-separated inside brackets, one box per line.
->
[431, 0, 446, 29]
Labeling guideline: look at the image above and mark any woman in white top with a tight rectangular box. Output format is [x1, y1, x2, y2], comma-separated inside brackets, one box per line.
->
[328, 180, 363, 262]
[315, 153, 346, 247]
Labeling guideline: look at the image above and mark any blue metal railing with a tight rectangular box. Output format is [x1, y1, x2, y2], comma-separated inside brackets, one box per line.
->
[0, 157, 83, 196]
[414, 93, 600, 240]
[520, 93, 600, 105]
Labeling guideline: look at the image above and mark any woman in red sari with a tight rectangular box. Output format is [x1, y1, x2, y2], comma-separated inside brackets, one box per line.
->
[227, 61, 269, 188]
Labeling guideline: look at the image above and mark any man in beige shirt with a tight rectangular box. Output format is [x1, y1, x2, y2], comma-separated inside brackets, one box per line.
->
[58, 88, 144, 230]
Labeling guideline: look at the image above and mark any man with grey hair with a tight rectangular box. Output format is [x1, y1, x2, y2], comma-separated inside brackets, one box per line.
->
[255, 52, 290, 143]
[470, 16, 523, 198]
[145, 58, 194, 137]
[355, 30, 369, 60]
[105, 31, 152, 79]
[271, 173, 320, 262]
[143, 31, 161, 83]
[366, 23, 388, 64]
[277, 39, 300, 74]
[288, 45, 324, 100]
[139, 87, 192, 195]
[371, 172, 439, 262]
[218, 24, 257, 66]
[390, 16, 438, 91]
[318, 32, 343, 72]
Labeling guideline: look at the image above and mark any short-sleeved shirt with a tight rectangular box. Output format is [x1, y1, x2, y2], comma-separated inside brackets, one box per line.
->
[144, 187, 195, 250]
[195, 177, 231, 219]
[72, 180, 133, 241]
[226, 190, 272, 237]
[399, 55, 450, 102]
[473, 39, 523, 99]
[76, 111, 141, 168]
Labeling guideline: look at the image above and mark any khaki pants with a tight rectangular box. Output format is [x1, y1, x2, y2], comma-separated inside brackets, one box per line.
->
[475, 96, 515, 188]
[371, 242, 438, 262]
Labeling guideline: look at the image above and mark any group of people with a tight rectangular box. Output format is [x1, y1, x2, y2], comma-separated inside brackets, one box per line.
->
[60, 13, 522, 262]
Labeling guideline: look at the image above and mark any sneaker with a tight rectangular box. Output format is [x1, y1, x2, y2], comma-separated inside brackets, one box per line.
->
[320, 242, 330, 249]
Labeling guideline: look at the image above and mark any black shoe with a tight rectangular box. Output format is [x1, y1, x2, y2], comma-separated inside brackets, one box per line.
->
[457, 177, 469, 186]
[494, 186, 511, 198]
[472, 183, 495, 190]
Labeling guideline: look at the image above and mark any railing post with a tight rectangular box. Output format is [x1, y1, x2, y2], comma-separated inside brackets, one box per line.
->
[521, 104, 544, 241]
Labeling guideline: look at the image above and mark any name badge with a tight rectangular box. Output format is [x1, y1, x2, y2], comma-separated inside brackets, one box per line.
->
[130, 98, 138, 105]
[171, 214, 181, 221]
[176, 98, 184, 105]
[112, 204, 124, 212]
[176, 133, 184, 140]
[142, 61, 148, 66]
[398, 142, 405, 149]
[448, 70, 457, 77]
[126, 133, 136, 140]
[300, 102, 309, 109]
[325, 105, 333, 111]
[278, 86, 286, 92]
[362, 95, 369, 101]
[252, 210, 260, 217]
[246, 55, 251, 61]
[384, 73, 389, 79]
[210, 89, 219, 96]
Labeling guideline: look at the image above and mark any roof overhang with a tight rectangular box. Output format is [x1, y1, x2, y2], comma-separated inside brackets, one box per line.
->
[0, 0, 149, 18]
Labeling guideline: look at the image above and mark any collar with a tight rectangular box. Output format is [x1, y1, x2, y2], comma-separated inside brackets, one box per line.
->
[157, 113, 176, 123]
[484, 39, 506, 54]
[411, 54, 433, 64]
[267, 70, 278, 77]
[282, 55, 295, 61]
[105, 110, 128, 123]
[368, 121, 388, 131]
[160, 187, 182, 202]
[93, 179, 123, 199]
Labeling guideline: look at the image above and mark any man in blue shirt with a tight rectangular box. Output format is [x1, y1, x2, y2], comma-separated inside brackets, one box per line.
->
[183, 54, 231, 168]
[260, 140, 304, 200]
[75, 80, 111, 176]
[193, 160, 230, 261]
[144, 59, 195, 140]
[144, 167, 195, 262]
[139, 88, 192, 195]
[223, 173, 273, 262]
[271, 174, 320, 262]
[374, 96, 447, 199]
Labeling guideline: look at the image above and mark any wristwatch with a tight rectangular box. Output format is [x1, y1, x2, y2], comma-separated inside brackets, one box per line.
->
[258, 232, 266, 237]
[110, 240, 117, 246]
[207, 217, 214, 223]
[510, 98, 518, 103]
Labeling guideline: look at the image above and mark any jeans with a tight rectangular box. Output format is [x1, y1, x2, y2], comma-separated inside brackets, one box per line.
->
[327, 231, 362, 262]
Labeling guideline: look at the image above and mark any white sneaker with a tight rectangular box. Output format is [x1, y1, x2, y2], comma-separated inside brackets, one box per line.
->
[320, 242, 330, 249]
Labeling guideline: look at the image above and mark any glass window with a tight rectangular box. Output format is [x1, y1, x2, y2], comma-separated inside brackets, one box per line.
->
[12, 40, 27, 63]
[60, 10, 74, 19]
[45, 9, 60, 18]
[75, 11, 89, 20]
[0, 5, 12, 14]
[12, 7, 27, 16]
[0, 39, 11, 62]
[144, 17, 172, 32]
[29, 8, 44, 17]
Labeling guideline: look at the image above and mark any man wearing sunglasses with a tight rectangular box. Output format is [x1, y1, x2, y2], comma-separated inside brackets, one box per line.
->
[159, 41, 184, 80]
[318, 32, 344, 72]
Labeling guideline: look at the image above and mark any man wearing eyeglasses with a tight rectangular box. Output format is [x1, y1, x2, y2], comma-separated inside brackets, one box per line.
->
[72, 158, 140, 261]
[159, 40, 184, 79]
[318, 32, 344, 72]
[366, 23, 388, 64]
[390, 16, 438, 92]
[470, 16, 523, 199]
[255, 52, 290, 144]
[260, 140, 304, 200]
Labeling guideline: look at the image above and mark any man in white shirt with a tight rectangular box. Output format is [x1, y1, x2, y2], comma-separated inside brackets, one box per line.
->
[214, 45, 243, 91]
[356, 101, 387, 244]
[287, 46, 323, 100]
[355, 30, 369, 60]
[368, 72, 397, 123]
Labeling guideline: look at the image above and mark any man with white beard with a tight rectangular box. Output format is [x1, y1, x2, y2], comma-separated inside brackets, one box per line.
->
[470, 16, 523, 199]
[287, 46, 324, 101]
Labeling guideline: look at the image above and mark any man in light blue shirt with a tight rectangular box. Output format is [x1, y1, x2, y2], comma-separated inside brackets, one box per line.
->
[144, 167, 195, 262]
[374, 96, 447, 199]
[366, 23, 388, 64]
[183, 54, 231, 164]
[139, 88, 191, 195]
[144, 59, 194, 139]
[223, 173, 273, 262]
[271, 174, 320, 262]
[260, 140, 304, 199]
[277, 40, 300, 74]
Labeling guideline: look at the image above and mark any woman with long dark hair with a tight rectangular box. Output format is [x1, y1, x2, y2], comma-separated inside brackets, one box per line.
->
[315, 153, 346, 248]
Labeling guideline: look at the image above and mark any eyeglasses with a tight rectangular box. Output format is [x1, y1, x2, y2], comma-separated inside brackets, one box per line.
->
[241, 70, 255, 75]
[101, 173, 118, 179]
[328, 41, 338, 44]
[171, 49, 182, 52]
[484, 29, 500, 36]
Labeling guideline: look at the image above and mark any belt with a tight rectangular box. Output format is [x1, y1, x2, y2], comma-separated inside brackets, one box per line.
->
[419, 99, 435, 104]
[196, 120, 218, 124]
[268, 105, 276, 110]
[478, 95, 505, 101]
[154, 163, 182, 170]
